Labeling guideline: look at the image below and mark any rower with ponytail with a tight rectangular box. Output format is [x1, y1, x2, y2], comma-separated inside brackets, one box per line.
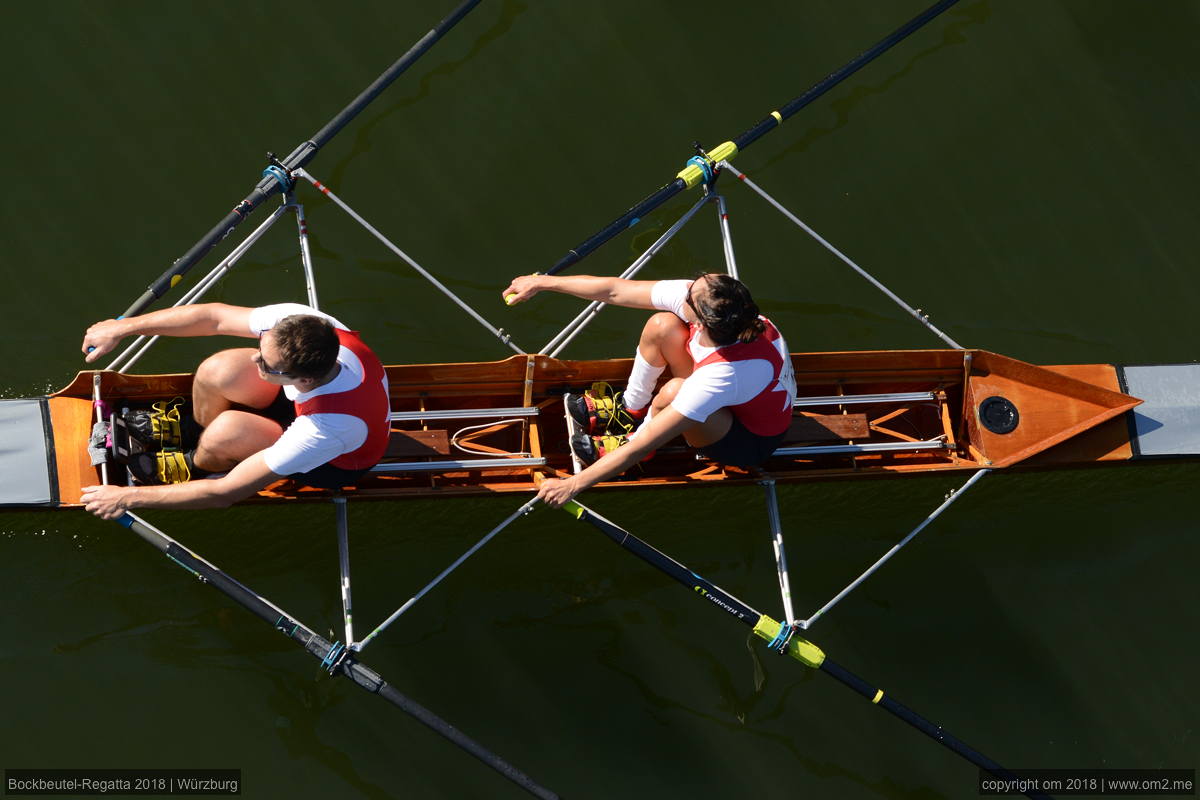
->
[502, 270, 797, 509]
[686, 272, 767, 345]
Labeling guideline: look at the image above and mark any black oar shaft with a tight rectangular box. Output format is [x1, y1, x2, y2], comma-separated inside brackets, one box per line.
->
[306, 0, 481, 153]
[733, 0, 960, 151]
[572, 502, 760, 622]
[818, 659, 1050, 800]
[119, 514, 558, 800]
[564, 502, 1042, 799]
[123, 0, 483, 319]
[547, 181, 685, 275]
[546, 0, 959, 276]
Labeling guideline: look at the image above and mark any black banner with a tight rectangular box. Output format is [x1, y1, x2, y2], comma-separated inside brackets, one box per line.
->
[5, 770, 240, 796]
[979, 769, 1195, 796]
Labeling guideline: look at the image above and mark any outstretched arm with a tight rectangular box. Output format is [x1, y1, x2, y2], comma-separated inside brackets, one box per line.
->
[503, 274, 658, 310]
[82, 303, 256, 363]
[537, 407, 694, 508]
[80, 452, 282, 520]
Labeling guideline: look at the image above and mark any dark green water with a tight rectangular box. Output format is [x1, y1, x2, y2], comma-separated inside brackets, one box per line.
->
[2, 2, 1197, 798]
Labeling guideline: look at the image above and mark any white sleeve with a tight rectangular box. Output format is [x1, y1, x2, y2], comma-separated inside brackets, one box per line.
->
[669, 360, 776, 423]
[261, 413, 368, 476]
[650, 280, 693, 322]
[248, 304, 349, 336]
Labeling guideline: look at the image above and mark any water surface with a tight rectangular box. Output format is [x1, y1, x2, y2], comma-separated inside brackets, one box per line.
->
[1, 2, 1197, 798]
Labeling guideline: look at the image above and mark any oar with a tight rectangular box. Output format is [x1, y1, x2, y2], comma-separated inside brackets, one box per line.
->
[559, 499, 1050, 800]
[119, 0, 483, 319]
[544, 0, 960, 277]
[115, 512, 559, 800]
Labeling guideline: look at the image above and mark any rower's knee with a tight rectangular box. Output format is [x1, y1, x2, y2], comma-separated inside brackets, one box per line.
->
[638, 313, 690, 374]
[193, 348, 275, 426]
[195, 349, 255, 393]
[639, 312, 688, 350]
[195, 410, 283, 471]
[651, 377, 686, 412]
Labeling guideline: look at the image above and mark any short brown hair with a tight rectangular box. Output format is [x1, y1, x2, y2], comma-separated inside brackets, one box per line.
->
[272, 315, 340, 378]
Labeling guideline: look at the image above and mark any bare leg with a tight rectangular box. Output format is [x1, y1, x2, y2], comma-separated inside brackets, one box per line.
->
[194, 411, 284, 472]
[649, 377, 733, 448]
[637, 312, 693, 378]
[190, 348, 286, 472]
[193, 348, 280, 426]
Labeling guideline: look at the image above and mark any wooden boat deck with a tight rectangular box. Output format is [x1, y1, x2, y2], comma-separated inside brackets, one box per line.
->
[20, 348, 1151, 511]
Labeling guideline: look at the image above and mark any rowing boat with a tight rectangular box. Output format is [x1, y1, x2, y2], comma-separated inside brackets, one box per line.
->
[5, 1, 1197, 797]
[7, 347, 1198, 510]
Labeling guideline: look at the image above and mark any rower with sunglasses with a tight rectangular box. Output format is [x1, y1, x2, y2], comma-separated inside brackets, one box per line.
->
[79, 303, 389, 519]
[502, 273, 796, 509]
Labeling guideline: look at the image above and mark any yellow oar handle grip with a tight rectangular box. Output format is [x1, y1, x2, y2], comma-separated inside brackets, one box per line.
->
[505, 272, 543, 306]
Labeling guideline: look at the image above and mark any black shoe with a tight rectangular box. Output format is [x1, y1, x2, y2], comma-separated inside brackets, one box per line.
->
[180, 416, 203, 449]
[566, 382, 643, 435]
[123, 398, 188, 450]
[569, 431, 629, 467]
[569, 432, 598, 465]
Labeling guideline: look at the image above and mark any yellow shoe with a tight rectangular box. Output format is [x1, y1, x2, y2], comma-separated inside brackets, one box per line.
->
[129, 450, 192, 485]
[569, 432, 629, 466]
[566, 382, 644, 436]
[123, 398, 185, 450]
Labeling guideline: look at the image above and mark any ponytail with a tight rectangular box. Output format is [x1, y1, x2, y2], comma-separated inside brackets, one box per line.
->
[735, 317, 766, 344]
[690, 273, 765, 346]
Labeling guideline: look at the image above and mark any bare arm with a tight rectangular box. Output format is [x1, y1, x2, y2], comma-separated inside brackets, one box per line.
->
[82, 303, 255, 363]
[80, 452, 281, 519]
[536, 407, 694, 508]
[502, 275, 658, 310]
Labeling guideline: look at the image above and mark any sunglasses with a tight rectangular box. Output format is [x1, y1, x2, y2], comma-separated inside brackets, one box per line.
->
[254, 345, 293, 377]
[685, 274, 710, 320]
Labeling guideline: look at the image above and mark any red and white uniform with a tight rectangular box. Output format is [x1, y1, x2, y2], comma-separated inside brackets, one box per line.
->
[651, 280, 796, 434]
[249, 304, 390, 475]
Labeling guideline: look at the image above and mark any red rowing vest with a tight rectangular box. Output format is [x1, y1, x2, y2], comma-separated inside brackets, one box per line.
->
[691, 317, 793, 437]
[293, 329, 391, 470]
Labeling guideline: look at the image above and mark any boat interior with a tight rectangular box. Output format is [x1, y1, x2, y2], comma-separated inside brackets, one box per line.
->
[41, 348, 1140, 508]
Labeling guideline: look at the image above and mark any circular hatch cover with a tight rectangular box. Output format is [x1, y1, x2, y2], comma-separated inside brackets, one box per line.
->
[979, 396, 1019, 434]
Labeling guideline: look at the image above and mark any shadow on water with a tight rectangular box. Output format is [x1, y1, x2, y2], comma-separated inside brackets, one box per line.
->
[318, 0, 529, 193]
[759, 1, 991, 173]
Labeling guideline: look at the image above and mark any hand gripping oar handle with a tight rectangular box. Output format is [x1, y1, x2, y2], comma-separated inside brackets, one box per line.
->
[120, 0, 483, 319]
[115, 514, 558, 800]
[544, 0, 960, 277]
[558, 500, 1046, 799]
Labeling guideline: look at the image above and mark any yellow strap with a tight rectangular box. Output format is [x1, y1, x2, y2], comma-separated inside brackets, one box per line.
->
[157, 451, 191, 484]
[149, 398, 184, 448]
[770, 110, 782, 124]
[872, 689, 884, 704]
